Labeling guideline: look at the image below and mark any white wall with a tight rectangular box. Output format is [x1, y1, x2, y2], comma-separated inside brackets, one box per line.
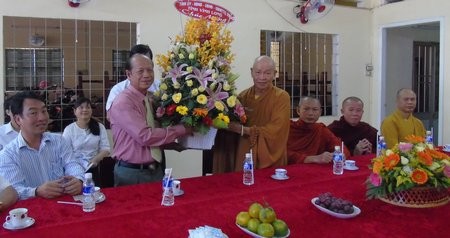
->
[0, 0, 372, 178]
[372, 0, 449, 144]
[385, 26, 440, 115]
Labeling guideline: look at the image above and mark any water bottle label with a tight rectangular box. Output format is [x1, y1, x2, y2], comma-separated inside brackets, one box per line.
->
[243, 162, 252, 170]
[83, 185, 93, 194]
[333, 154, 343, 162]
[162, 178, 173, 188]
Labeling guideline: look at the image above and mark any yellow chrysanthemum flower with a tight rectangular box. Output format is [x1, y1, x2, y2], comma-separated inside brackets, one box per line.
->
[191, 88, 199, 96]
[176, 106, 189, 116]
[196, 94, 207, 105]
[226, 95, 236, 108]
[217, 113, 230, 124]
[214, 101, 225, 111]
[172, 93, 182, 104]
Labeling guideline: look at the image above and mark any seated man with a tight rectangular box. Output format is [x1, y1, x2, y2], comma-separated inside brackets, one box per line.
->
[0, 96, 20, 151]
[381, 88, 426, 148]
[0, 91, 84, 200]
[328, 96, 378, 155]
[287, 97, 350, 164]
[0, 175, 18, 212]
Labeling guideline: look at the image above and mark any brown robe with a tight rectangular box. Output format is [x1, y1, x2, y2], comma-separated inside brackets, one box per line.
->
[328, 116, 378, 155]
[213, 85, 291, 173]
[287, 120, 351, 164]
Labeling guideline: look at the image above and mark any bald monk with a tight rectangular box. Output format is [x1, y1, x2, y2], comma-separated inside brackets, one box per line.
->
[287, 97, 350, 164]
[381, 88, 426, 149]
[213, 56, 290, 172]
[328, 96, 378, 155]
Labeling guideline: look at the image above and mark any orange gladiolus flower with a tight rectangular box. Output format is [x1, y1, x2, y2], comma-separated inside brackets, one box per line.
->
[418, 151, 433, 166]
[411, 169, 428, 184]
[404, 135, 425, 144]
[373, 160, 383, 174]
[427, 149, 449, 160]
[192, 108, 208, 117]
[384, 154, 400, 170]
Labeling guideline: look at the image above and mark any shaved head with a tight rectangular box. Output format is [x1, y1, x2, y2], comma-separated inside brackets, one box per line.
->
[297, 97, 321, 123]
[342, 96, 364, 108]
[396, 88, 417, 114]
[298, 97, 321, 108]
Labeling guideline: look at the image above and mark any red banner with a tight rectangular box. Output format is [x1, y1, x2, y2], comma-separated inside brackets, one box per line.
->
[174, 0, 235, 23]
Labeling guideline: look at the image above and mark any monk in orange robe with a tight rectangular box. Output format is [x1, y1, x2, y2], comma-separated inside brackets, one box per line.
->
[287, 97, 350, 164]
[213, 56, 290, 172]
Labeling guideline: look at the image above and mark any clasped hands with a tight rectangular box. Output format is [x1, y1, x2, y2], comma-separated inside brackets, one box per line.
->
[354, 139, 372, 155]
[36, 176, 82, 199]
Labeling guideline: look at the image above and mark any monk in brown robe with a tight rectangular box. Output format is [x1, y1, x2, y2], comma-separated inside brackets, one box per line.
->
[213, 56, 290, 172]
[287, 97, 350, 164]
[328, 97, 378, 155]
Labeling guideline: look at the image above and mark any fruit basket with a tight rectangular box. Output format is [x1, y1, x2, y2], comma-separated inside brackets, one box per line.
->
[235, 202, 290, 238]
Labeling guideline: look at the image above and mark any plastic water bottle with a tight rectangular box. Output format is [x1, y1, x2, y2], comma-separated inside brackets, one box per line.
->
[82, 173, 96, 212]
[376, 136, 386, 157]
[243, 152, 254, 185]
[333, 146, 344, 175]
[161, 168, 173, 190]
[425, 130, 433, 145]
[161, 169, 174, 206]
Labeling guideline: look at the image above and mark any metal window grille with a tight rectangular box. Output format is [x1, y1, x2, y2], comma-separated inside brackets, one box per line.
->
[261, 30, 338, 117]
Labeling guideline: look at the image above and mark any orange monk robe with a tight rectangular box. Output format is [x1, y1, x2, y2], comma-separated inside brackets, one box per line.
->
[287, 120, 351, 164]
[234, 86, 291, 171]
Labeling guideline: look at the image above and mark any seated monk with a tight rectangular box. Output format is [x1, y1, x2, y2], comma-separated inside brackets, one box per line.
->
[328, 96, 378, 155]
[381, 88, 426, 149]
[287, 97, 350, 164]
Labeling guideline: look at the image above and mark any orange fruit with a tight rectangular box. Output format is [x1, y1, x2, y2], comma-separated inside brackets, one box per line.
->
[272, 219, 289, 237]
[248, 202, 263, 218]
[236, 211, 251, 227]
[259, 207, 277, 223]
[257, 223, 275, 238]
[247, 218, 260, 233]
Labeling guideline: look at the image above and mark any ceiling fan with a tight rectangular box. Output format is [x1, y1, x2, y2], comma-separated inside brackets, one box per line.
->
[294, 0, 335, 24]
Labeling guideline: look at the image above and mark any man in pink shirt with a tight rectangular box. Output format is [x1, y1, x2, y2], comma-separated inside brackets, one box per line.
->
[109, 54, 191, 186]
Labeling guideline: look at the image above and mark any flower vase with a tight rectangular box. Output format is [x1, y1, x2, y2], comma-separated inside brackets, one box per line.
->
[378, 187, 449, 208]
[178, 127, 218, 150]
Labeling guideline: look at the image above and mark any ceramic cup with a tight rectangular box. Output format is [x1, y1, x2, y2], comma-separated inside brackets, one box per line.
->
[443, 144, 450, 151]
[5, 208, 28, 228]
[275, 168, 287, 178]
[345, 160, 356, 168]
[172, 180, 181, 194]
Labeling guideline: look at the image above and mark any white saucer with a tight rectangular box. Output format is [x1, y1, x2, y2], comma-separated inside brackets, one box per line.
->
[271, 174, 289, 180]
[174, 189, 184, 196]
[95, 192, 106, 203]
[344, 166, 359, 171]
[442, 149, 450, 152]
[3, 217, 35, 230]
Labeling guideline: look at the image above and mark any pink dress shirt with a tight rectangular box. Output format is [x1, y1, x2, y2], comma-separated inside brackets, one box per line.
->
[109, 86, 187, 164]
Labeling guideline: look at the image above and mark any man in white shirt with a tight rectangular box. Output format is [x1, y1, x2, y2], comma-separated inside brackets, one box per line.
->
[0, 97, 20, 151]
[106, 44, 160, 112]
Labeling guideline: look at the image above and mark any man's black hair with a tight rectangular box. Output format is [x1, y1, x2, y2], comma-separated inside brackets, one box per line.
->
[10, 91, 45, 116]
[125, 44, 153, 71]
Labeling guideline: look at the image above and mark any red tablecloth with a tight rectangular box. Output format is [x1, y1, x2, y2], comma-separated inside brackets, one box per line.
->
[0, 154, 448, 237]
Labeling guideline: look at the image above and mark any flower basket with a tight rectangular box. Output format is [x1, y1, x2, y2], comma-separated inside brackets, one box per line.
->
[366, 135, 450, 207]
[378, 187, 449, 208]
[178, 127, 218, 150]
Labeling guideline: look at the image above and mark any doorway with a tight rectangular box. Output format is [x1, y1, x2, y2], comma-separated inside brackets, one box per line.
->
[381, 20, 443, 144]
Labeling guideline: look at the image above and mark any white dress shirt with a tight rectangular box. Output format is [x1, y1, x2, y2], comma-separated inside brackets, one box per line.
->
[62, 122, 110, 169]
[106, 78, 160, 111]
[0, 122, 19, 151]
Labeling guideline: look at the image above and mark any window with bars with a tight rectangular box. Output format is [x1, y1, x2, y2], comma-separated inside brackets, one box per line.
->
[3, 16, 136, 131]
[260, 30, 338, 117]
